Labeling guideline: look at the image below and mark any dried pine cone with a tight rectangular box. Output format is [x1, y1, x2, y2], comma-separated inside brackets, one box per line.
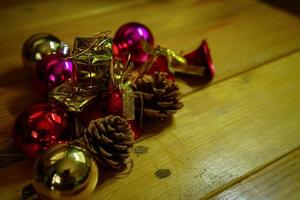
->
[133, 71, 184, 120]
[84, 115, 134, 169]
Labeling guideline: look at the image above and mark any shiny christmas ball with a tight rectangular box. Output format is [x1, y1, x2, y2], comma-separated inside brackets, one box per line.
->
[33, 144, 98, 200]
[13, 103, 71, 158]
[114, 22, 154, 65]
[35, 54, 73, 94]
[22, 33, 62, 71]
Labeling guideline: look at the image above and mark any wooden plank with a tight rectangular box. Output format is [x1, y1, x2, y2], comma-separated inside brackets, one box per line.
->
[209, 148, 300, 200]
[0, 1, 255, 112]
[0, 0, 147, 33]
[1, 0, 300, 156]
[0, 0, 258, 73]
[0, 0, 258, 165]
[0, 160, 32, 200]
[1, 49, 299, 199]
[1, 0, 300, 80]
[93, 51, 300, 199]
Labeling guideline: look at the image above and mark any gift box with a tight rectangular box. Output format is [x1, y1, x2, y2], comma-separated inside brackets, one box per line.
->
[48, 35, 113, 138]
[72, 36, 112, 89]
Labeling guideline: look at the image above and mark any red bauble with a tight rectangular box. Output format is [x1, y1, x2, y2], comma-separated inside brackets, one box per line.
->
[113, 22, 154, 65]
[35, 54, 73, 94]
[13, 103, 71, 158]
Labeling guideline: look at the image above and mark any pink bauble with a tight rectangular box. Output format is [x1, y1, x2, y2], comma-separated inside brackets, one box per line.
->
[114, 22, 154, 65]
[13, 103, 71, 158]
[35, 54, 73, 94]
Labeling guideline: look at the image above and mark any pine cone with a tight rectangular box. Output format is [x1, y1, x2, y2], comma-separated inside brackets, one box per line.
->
[84, 115, 134, 169]
[133, 72, 184, 120]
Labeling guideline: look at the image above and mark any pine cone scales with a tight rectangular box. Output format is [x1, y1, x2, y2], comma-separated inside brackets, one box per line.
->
[133, 72, 184, 119]
[84, 115, 134, 169]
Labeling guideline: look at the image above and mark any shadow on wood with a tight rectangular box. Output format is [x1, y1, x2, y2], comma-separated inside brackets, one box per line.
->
[0, 66, 45, 116]
[176, 73, 212, 90]
[0, 67, 45, 168]
[0, 66, 31, 88]
[0, 138, 23, 169]
[134, 117, 174, 143]
[261, 0, 300, 17]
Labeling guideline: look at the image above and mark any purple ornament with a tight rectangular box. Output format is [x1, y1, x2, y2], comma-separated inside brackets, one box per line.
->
[114, 22, 154, 65]
[36, 53, 73, 94]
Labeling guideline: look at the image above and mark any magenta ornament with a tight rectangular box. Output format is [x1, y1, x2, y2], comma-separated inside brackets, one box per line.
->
[36, 54, 73, 94]
[114, 22, 154, 65]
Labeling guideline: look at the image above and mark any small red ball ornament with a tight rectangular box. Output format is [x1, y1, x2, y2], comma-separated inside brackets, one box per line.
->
[114, 22, 154, 65]
[13, 103, 71, 158]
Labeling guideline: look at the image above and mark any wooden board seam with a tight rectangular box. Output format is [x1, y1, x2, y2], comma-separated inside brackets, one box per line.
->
[135, 49, 300, 144]
[182, 48, 300, 98]
[4, 49, 300, 168]
[199, 145, 300, 199]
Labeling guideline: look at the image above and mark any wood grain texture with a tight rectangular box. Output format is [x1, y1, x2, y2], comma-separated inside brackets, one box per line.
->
[97, 50, 300, 200]
[0, 160, 32, 200]
[1, 0, 300, 160]
[0, 0, 300, 199]
[1, 49, 299, 200]
[210, 148, 300, 200]
[0, 0, 147, 33]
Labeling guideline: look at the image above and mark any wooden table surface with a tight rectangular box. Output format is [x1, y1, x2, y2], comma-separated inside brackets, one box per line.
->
[0, 0, 300, 199]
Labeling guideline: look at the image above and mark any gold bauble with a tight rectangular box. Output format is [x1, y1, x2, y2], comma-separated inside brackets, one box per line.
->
[33, 144, 98, 200]
[22, 33, 62, 70]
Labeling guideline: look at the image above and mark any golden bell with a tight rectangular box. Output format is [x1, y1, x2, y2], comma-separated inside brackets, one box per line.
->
[33, 144, 98, 200]
[22, 33, 62, 71]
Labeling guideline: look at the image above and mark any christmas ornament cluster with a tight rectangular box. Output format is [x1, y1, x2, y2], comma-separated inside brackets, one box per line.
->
[16, 22, 215, 200]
